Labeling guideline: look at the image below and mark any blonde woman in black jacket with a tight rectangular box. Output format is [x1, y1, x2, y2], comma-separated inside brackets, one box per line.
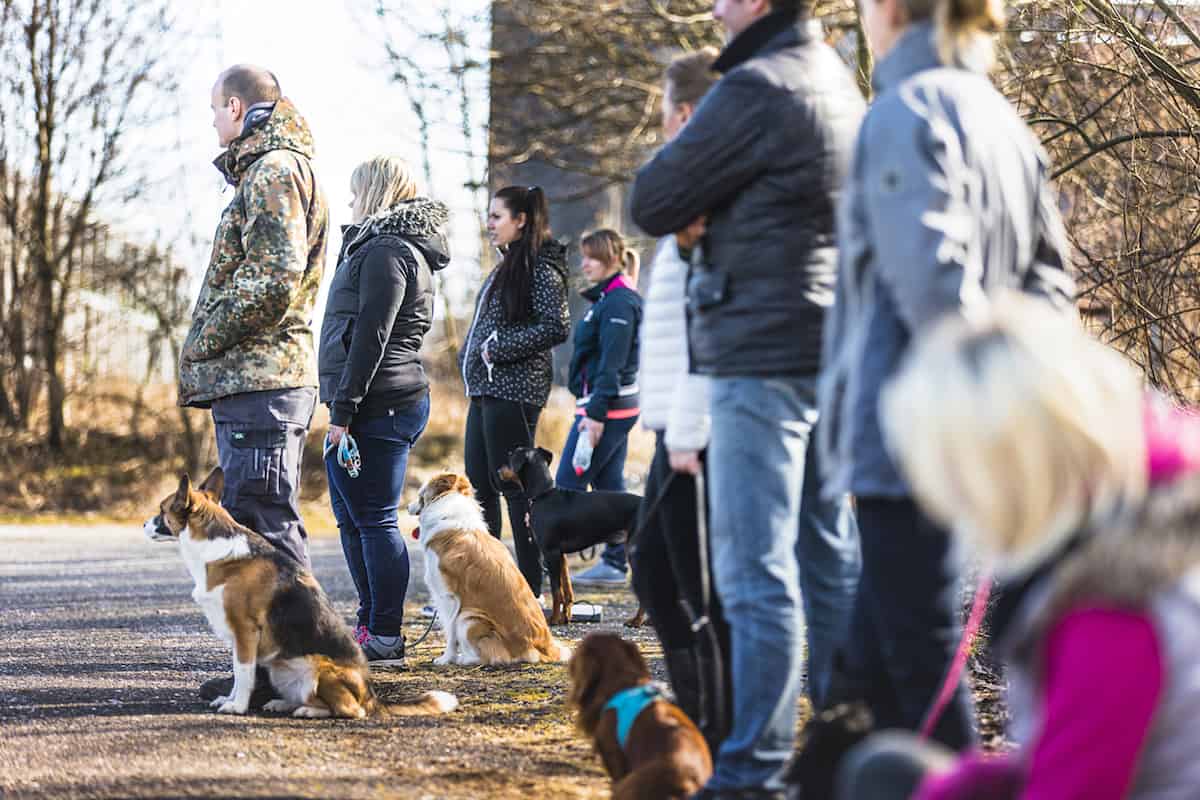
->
[318, 155, 450, 665]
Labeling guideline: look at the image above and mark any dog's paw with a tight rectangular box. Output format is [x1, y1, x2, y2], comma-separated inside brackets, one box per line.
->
[216, 699, 249, 715]
[209, 695, 232, 708]
[455, 654, 481, 666]
[293, 705, 331, 719]
[433, 653, 454, 666]
[262, 699, 299, 714]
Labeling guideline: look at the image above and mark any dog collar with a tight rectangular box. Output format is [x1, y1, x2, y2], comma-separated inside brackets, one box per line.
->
[603, 684, 661, 750]
[527, 485, 557, 504]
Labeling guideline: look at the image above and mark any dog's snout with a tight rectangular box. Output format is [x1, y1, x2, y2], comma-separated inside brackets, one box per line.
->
[143, 514, 174, 542]
[406, 500, 420, 516]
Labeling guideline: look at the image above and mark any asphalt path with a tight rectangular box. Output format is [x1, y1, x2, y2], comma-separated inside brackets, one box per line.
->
[0, 524, 639, 799]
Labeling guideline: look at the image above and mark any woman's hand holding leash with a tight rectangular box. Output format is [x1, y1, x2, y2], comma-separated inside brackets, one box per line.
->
[669, 448, 702, 475]
[327, 424, 347, 447]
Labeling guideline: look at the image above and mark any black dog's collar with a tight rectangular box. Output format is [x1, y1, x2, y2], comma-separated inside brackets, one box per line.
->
[527, 484, 557, 504]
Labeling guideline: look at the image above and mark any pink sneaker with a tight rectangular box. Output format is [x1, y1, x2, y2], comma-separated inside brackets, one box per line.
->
[354, 624, 369, 644]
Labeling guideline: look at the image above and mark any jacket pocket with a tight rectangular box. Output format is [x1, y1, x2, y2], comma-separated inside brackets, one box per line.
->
[223, 425, 287, 497]
[688, 270, 729, 312]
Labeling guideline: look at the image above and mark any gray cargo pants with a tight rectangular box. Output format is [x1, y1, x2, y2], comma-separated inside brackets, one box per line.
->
[211, 387, 317, 568]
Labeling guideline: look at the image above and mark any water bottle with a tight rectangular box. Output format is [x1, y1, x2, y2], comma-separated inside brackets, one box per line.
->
[572, 428, 594, 476]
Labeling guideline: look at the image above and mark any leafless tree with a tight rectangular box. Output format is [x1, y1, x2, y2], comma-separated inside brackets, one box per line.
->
[999, 0, 1200, 400]
[0, 0, 181, 450]
[488, 0, 864, 198]
[365, 0, 492, 365]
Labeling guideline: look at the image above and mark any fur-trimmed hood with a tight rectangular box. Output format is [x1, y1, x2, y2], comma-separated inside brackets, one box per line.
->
[1005, 473, 1200, 658]
[342, 197, 451, 272]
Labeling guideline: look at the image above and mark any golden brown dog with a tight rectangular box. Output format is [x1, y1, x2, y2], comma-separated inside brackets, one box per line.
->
[144, 468, 457, 718]
[407, 472, 570, 665]
[568, 633, 712, 799]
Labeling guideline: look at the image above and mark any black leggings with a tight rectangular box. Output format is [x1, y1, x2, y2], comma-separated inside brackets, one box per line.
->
[464, 395, 543, 595]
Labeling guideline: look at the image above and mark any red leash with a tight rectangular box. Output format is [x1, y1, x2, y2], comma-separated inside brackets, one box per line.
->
[919, 573, 992, 740]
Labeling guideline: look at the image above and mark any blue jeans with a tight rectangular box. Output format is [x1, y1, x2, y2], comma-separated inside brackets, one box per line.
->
[325, 394, 429, 636]
[556, 414, 638, 572]
[706, 376, 861, 792]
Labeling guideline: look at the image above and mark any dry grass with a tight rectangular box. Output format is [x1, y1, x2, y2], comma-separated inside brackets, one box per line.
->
[0, 380, 658, 529]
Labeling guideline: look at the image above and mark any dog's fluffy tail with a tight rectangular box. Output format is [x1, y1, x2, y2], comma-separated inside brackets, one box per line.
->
[381, 690, 459, 716]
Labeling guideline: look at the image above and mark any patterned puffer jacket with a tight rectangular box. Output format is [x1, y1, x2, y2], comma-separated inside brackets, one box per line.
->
[460, 240, 570, 407]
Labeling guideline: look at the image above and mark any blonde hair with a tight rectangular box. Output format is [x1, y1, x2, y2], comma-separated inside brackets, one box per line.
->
[902, 0, 1005, 69]
[350, 156, 420, 221]
[581, 229, 640, 287]
[880, 293, 1147, 578]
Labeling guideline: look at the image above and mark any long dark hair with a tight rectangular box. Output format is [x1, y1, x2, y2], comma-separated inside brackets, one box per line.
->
[490, 185, 550, 323]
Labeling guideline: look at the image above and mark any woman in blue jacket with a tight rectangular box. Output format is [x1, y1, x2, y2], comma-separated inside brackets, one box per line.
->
[561, 229, 643, 586]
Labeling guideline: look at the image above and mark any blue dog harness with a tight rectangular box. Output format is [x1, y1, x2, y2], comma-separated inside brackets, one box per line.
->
[604, 684, 662, 750]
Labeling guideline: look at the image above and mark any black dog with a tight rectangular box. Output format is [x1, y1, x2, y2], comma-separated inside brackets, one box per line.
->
[498, 446, 642, 625]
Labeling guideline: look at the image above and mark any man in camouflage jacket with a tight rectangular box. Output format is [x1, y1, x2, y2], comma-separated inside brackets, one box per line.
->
[179, 65, 328, 569]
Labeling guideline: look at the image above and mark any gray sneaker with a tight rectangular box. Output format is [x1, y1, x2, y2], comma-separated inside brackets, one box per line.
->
[361, 633, 406, 667]
[572, 561, 628, 586]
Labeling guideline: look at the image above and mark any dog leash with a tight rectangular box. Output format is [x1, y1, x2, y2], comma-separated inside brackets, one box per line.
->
[918, 572, 993, 740]
[324, 431, 362, 478]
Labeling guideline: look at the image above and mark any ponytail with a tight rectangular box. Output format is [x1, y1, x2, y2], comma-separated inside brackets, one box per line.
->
[491, 185, 551, 323]
[622, 248, 641, 288]
[903, 0, 1004, 68]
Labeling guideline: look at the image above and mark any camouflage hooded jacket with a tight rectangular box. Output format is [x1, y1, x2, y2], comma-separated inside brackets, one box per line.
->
[178, 98, 329, 408]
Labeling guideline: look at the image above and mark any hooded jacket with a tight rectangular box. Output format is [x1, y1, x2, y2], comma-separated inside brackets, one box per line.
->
[179, 98, 329, 408]
[460, 240, 570, 408]
[817, 22, 1074, 498]
[318, 198, 451, 425]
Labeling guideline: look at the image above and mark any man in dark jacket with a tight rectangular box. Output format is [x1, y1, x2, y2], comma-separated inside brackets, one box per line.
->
[630, 1, 864, 795]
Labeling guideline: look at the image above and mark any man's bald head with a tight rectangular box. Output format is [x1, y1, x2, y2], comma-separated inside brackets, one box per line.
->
[210, 65, 281, 148]
[217, 64, 281, 107]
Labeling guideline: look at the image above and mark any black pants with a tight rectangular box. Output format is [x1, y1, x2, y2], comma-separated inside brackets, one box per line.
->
[211, 387, 316, 567]
[631, 434, 731, 741]
[464, 395, 543, 595]
[834, 496, 975, 750]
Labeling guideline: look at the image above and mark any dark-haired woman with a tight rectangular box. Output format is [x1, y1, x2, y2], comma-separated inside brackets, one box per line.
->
[461, 185, 570, 596]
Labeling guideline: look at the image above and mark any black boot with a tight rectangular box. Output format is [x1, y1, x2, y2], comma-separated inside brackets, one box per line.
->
[784, 701, 874, 800]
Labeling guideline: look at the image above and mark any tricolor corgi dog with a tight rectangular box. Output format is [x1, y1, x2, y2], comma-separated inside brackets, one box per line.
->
[407, 472, 571, 666]
[144, 467, 457, 719]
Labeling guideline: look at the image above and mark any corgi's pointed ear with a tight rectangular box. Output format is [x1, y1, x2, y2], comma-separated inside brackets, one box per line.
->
[173, 474, 193, 511]
[537, 447, 554, 467]
[198, 467, 224, 503]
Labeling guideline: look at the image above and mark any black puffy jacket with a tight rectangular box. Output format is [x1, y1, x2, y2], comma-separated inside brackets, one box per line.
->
[630, 12, 866, 377]
[460, 240, 570, 407]
[318, 198, 450, 425]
